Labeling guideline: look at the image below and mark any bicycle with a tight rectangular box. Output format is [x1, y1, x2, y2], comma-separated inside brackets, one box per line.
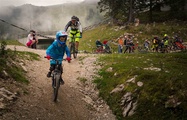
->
[45, 56, 65, 102]
[69, 35, 79, 59]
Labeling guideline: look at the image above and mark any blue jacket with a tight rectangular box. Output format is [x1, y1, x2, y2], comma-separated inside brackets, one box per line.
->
[46, 40, 71, 64]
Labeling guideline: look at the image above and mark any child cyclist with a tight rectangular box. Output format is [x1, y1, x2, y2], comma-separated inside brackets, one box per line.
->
[45, 30, 71, 84]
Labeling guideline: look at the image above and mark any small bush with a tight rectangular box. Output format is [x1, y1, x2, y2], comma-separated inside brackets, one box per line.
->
[0, 40, 7, 55]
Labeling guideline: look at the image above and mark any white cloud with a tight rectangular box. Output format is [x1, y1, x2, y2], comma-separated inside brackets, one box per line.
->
[0, 0, 84, 7]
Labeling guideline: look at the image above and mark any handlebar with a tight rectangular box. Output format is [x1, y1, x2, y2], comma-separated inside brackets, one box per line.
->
[44, 56, 70, 63]
[44, 56, 66, 61]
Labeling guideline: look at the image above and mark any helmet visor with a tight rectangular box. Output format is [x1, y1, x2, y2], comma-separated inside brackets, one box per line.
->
[59, 36, 66, 41]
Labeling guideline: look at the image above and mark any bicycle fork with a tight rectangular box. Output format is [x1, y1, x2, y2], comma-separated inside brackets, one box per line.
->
[52, 72, 61, 88]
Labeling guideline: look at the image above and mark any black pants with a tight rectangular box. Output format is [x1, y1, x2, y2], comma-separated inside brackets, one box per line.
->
[49, 64, 63, 74]
[124, 46, 131, 53]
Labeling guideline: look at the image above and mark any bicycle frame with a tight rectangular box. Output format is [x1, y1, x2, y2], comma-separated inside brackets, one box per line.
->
[45, 56, 63, 102]
[51, 60, 61, 102]
[69, 35, 78, 58]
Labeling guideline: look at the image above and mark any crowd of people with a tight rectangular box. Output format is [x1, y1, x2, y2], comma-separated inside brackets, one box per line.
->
[116, 34, 138, 54]
[114, 33, 184, 54]
[143, 34, 186, 53]
[113, 33, 186, 54]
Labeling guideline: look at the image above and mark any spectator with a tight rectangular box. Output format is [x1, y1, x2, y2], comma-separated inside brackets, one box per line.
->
[124, 35, 131, 53]
[144, 39, 150, 51]
[151, 36, 159, 52]
[26, 30, 38, 48]
[96, 39, 103, 48]
[118, 36, 124, 53]
[31, 31, 38, 49]
[95, 39, 103, 52]
[163, 34, 169, 53]
[103, 40, 111, 53]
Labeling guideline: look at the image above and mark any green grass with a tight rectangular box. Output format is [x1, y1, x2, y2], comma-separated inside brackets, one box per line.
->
[16, 50, 40, 61]
[1, 18, 187, 120]
[77, 77, 87, 84]
[0, 47, 40, 84]
[0, 39, 24, 46]
[94, 51, 187, 120]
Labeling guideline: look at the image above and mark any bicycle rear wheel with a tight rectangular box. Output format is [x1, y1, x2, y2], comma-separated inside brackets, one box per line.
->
[73, 47, 77, 59]
[53, 75, 60, 102]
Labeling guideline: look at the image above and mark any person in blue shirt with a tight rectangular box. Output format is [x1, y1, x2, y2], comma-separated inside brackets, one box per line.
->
[45, 30, 71, 84]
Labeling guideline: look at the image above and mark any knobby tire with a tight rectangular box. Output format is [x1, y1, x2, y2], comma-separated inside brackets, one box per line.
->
[53, 75, 60, 102]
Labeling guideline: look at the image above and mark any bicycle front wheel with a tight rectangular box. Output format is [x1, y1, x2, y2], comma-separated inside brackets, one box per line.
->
[53, 75, 60, 102]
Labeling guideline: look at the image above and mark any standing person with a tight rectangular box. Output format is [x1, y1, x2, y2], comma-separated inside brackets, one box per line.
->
[129, 37, 134, 52]
[162, 34, 169, 53]
[45, 31, 71, 85]
[124, 35, 131, 53]
[64, 16, 82, 53]
[144, 39, 150, 51]
[118, 36, 124, 53]
[152, 36, 159, 52]
[26, 30, 38, 48]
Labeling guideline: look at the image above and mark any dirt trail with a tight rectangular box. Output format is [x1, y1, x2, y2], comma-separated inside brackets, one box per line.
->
[1, 45, 116, 120]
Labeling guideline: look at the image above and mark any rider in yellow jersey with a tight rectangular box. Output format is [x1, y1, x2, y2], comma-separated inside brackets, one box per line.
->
[64, 16, 82, 53]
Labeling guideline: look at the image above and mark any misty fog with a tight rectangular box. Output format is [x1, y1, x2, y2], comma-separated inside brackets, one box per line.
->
[0, 0, 103, 39]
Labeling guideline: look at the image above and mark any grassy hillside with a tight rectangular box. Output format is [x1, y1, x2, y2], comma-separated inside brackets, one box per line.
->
[0, 40, 39, 84]
[94, 52, 187, 120]
[80, 22, 187, 120]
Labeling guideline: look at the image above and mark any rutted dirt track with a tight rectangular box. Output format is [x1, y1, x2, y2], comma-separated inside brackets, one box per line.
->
[1, 45, 116, 120]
